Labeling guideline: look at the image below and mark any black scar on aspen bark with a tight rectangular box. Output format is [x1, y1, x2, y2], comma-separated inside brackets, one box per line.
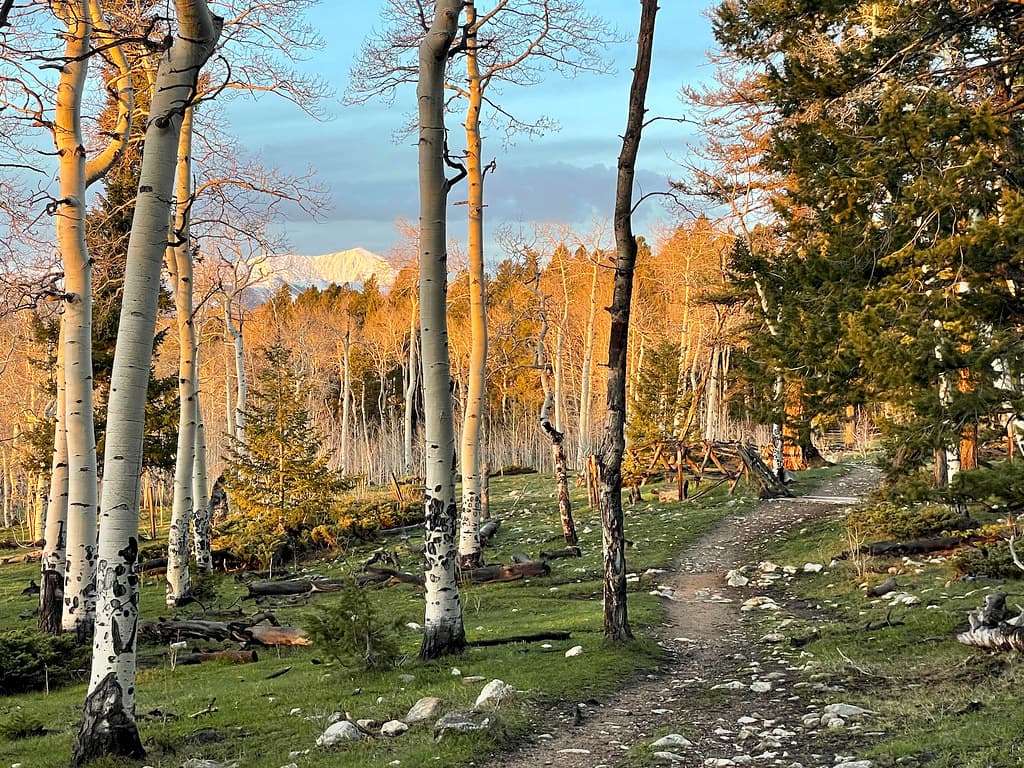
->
[73, 672, 145, 766]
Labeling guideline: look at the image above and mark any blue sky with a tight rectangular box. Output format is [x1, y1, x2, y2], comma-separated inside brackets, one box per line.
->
[223, 1, 718, 260]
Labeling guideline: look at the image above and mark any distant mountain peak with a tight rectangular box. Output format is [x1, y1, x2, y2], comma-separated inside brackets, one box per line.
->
[251, 248, 398, 299]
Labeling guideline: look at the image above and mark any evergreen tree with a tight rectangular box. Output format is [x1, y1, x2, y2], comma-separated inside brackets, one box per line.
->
[627, 339, 686, 446]
[223, 343, 346, 567]
[711, 0, 1024, 482]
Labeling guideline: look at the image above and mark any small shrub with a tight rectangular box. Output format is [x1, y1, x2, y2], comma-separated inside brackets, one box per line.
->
[0, 629, 90, 694]
[952, 541, 1024, 580]
[0, 711, 45, 739]
[306, 580, 404, 670]
[846, 502, 971, 541]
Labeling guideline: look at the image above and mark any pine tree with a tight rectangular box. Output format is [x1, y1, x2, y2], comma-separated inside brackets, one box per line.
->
[223, 343, 346, 568]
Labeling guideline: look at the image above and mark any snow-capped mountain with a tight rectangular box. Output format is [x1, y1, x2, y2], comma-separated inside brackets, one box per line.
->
[251, 248, 398, 300]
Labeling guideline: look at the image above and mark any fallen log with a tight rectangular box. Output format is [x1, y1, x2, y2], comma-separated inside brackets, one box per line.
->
[957, 592, 1024, 651]
[468, 630, 571, 647]
[866, 576, 898, 598]
[842, 534, 993, 559]
[361, 566, 425, 587]
[460, 561, 549, 584]
[245, 578, 347, 598]
[479, 517, 501, 545]
[510, 551, 533, 564]
[1, 549, 41, 565]
[539, 546, 582, 560]
[175, 649, 259, 666]
[139, 617, 310, 647]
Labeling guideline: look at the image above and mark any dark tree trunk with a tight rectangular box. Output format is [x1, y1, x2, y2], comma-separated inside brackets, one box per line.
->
[73, 672, 145, 766]
[37, 568, 63, 635]
[598, 0, 658, 643]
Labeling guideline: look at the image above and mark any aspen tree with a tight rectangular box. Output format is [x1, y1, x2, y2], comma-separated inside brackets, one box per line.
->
[73, 1, 222, 760]
[418, 0, 467, 661]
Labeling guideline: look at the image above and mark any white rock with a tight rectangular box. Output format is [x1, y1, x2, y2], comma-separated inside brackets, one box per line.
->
[651, 734, 693, 749]
[462, 675, 485, 683]
[288, 708, 301, 716]
[803, 562, 824, 573]
[704, 759, 737, 767]
[399, 673, 415, 683]
[824, 717, 846, 730]
[823, 703, 874, 719]
[760, 633, 785, 644]
[726, 570, 750, 587]
[782, 565, 799, 575]
[451, 667, 462, 676]
[405, 622, 422, 632]
[356, 719, 377, 731]
[834, 762, 873, 768]
[475, 679, 515, 710]
[316, 721, 367, 746]
[406, 696, 443, 723]
[557, 749, 591, 754]
[801, 713, 821, 727]
[759, 561, 779, 573]
[182, 761, 239, 768]
[737, 716, 759, 725]
[278, 764, 298, 768]
[381, 720, 409, 737]
[652, 752, 686, 764]
[711, 680, 747, 690]
[751, 681, 772, 693]
[740, 596, 781, 611]
[565, 645, 584, 658]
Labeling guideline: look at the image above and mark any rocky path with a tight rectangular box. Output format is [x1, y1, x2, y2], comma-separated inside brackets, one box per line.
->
[485, 463, 881, 768]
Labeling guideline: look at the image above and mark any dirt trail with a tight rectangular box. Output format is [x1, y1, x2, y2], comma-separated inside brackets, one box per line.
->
[485, 463, 880, 768]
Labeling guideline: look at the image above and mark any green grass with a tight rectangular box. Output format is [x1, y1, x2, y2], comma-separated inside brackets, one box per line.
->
[758, 483, 1024, 768]
[0, 470, 753, 767]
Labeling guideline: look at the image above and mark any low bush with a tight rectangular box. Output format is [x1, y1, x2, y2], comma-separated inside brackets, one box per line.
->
[0, 629, 90, 695]
[846, 501, 972, 541]
[952, 541, 1024, 579]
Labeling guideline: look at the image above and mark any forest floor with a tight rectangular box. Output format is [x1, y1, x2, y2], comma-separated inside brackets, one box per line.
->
[486, 462, 882, 768]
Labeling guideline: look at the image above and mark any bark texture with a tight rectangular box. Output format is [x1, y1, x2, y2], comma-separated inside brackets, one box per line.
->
[56, 0, 98, 638]
[166, 106, 197, 606]
[74, 4, 222, 762]
[458, 0, 487, 571]
[599, 0, 658, 642]
[418, 0, 466, 661]
[40, 317, 68, 634]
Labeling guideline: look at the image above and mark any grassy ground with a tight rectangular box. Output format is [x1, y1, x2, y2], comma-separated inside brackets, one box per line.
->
[759, 495, 1024, 768]
[0, 470, 753, 767]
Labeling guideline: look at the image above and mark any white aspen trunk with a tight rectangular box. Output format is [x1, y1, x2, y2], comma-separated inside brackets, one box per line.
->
[771, 374, 785, 479]
[418, 0, 465, 661]
[340, 327, 352, 473]
[554, 249, 570, 435]
[703, 344, 721, 441]
[73, 5, 221, 762]
[577, 255, 600, 462]
[403, 301, 419, 476]
[193, 388, 212, 572]
[55, 0, 99, 638]
[40, 316, 69, 634]
[225, 299, 247, 445]
[459, 0, 487, 570]
[165, 107, 197, 606]
[1, 448, 11, 528]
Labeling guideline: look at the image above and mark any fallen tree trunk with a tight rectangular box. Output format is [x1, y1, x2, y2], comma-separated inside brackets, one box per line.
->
[957, 592, 1024, 652]
[175, 649, 259, 665]
[841, 534, 993, 559]
[479, 517, 501, 545]
[1, 549, 42, 565]
[460, 561, 549, 584]
[468, 630, 571, 647]
[245, 578, 347, 598]
[539, 546, 582, 560]
[139, 617, 310, 647]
